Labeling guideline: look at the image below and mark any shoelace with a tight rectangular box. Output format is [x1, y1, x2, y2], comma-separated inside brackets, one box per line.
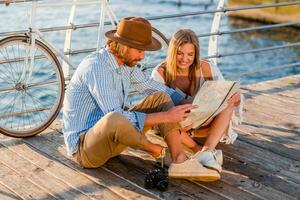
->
[211, 149, 219, 160]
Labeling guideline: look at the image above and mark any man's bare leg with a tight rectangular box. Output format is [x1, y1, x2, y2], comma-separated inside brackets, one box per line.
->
[165, 129, 188, 163]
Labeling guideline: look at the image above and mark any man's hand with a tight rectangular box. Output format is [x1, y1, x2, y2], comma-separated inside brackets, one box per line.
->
[165, 104, 198, 123]
[228, 92, 241, 106]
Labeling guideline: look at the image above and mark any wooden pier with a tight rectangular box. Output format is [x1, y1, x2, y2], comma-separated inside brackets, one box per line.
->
[0, 74, 300, 200]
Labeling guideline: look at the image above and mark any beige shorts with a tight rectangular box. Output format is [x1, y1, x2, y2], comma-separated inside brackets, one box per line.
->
[73, 92, 180, 168]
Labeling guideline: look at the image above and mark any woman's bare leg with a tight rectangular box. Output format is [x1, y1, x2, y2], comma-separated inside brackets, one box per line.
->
[201, 104, 234, 150]
[180, 131, 202, 153]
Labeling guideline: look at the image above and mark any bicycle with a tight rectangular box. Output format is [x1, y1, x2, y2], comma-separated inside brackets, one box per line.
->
[0, 0, 169, 137]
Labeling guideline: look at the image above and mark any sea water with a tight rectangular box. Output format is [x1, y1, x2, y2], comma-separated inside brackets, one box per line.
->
[0, 0, 299, 85]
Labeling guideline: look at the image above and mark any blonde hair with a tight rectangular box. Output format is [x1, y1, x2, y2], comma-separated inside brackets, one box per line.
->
[106, 40, 129, 60]
[165, 29, 201, 96]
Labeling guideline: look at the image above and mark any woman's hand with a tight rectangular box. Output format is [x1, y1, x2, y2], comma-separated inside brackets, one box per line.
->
[228, 91, 241, 106]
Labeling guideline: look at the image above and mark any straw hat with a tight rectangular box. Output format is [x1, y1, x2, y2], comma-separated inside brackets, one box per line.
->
[105, 17, 161, 51]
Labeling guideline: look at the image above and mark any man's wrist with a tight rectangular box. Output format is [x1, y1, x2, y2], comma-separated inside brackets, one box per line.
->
[161, 111, 170, 123]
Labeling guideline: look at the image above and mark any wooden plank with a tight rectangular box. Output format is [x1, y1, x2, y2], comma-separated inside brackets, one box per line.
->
[234, 78, 300, 163]
[242, 79, 299, 99]
[242, 76, 300, 101]
[220, 147, 300, 198]
[234, 128, 300, 163]
[0, 182, 22, 200]
[0, 137, 125, 200]
[220, 170, 297, 200]
[243, 91, 300, 115]
[44, 130, 268, 200]
[145, 132, 297, 200]
[106, 150, 226, 200]
[49, 126, 294, 199]
[239, 112, 300, 146]
[23, 130, 226, 200]
[237, 121, 299, 149]
[219, 140, 300, 185]
[0, 74, 297, 199]
[0, 162, 55, 200]
[5, 132, 162, 200]
[243, 74, 300, 92]
[235, 95, 300, 161]
[126, 149, 297, 200]
[123, 149, 266, 200]
[242, 83, 300, 111]
[0, 143, 91, 200]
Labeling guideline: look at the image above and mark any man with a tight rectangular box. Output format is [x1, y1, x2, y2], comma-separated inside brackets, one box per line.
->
[63, 17, 220, 181]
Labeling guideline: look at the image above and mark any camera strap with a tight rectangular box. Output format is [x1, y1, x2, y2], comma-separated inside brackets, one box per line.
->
[160, 147, 166, 168]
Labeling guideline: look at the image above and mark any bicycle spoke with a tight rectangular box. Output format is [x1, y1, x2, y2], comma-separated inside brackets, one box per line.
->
[19, 92, 25, 130]
[25, 87, 56, 110]
[24, 90, 49, 124]
[0, 49, 16, 83]
[7, 91, 19, 129]
[0, 89, 16, 107]
[22, 91, 37, 129]
[29, 87, 59, 107]
[6, 46, 18, 82]
[26, 46, 39, 84]
[0, 36, 64, 136]
[11, 44, 20, 79]
[16, 43, 28, 83]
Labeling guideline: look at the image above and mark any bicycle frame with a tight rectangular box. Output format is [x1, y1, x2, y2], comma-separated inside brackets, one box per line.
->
[26, 0, 119, 81]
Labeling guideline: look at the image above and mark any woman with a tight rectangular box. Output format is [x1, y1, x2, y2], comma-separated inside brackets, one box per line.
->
[151, 29, 241, 172]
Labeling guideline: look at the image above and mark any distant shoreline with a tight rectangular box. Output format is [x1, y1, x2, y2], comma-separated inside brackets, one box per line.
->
[227, 0, 300, 28]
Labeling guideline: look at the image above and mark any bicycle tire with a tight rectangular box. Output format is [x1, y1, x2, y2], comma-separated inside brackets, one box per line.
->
[0, 36, 65, 137]
[137, 27, 169, 70]
[152, 27, 169, 48]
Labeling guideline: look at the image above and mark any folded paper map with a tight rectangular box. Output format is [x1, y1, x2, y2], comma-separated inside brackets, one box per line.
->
[180, 81, 240, 129]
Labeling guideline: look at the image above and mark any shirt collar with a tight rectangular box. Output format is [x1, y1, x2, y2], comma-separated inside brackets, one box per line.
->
[103, 47, 121, 72]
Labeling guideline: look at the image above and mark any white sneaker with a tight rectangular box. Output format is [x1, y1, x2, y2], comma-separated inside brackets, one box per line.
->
[193, 150, 222, 173]
[168, 158, 220, 182]
[212, 149, 223, 165]
[157, 148, 223, 167]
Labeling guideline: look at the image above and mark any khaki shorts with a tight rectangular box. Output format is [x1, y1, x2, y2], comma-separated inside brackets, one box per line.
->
[73, 92, 180, 168]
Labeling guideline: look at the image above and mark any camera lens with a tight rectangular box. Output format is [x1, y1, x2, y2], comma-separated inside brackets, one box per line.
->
[156, 179, 168, 191]
[144, 168, 169, 191]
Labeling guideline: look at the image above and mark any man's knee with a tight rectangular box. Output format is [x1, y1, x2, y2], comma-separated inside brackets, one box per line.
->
[92, 112, 132, 136]
[103, 112, 131, 128]
[151, 91, 172, 103]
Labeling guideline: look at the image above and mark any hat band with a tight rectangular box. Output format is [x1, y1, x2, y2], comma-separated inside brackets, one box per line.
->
[115, 32, 152, 47]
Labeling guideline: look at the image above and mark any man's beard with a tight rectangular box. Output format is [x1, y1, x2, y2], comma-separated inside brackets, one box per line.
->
[122, 55, 141, 67]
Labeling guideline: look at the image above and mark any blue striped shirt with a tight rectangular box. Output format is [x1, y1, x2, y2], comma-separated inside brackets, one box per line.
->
[62, 48, 184, 156]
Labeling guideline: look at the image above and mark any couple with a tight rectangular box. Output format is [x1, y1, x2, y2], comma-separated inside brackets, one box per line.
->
[62, 17, 240, 182]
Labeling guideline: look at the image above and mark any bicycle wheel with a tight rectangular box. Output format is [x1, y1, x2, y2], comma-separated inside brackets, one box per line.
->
[138, 28, 169, 70]
[0, 36, 65, 137]
[152, 27, 169, 48]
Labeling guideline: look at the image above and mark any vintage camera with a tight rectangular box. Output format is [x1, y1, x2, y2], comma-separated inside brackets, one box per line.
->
[144, 167, 168, 191]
